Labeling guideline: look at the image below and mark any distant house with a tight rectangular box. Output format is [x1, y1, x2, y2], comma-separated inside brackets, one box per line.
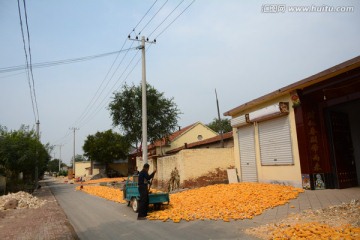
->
[130, 122, 218, 174]
[166, 131, 234, 155]
[148, 122, 218, 157]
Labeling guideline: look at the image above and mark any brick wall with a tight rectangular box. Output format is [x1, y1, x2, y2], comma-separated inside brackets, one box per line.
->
[137, 148, 234, 188]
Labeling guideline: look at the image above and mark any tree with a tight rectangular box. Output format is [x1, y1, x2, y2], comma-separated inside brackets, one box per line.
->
[74, 154, 87, 162]
[108, 83, 181, 147]
[47, 159, 60, 172]
[207, 118, 232, 134]
[83, 130, 130, 166]
[0, 125, 51, 182]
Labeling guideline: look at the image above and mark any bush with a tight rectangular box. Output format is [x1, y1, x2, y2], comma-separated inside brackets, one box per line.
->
[58, 170, 68, 176]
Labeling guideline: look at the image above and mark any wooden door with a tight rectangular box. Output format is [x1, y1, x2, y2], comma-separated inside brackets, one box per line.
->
[330, 111, 358, 188]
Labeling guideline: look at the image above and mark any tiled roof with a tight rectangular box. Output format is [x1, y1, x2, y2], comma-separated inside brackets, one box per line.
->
[148, 122, 197, 148]
[166, 131, 233, 154]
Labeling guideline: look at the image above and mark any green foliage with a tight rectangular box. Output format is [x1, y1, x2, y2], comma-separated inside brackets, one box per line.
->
[58, 170, 68, 176]
[74, 154, 87, 162]
[47, 159, 60, 172]
[207, 118, 232, 134]
[108, 83, 180, 146]
[0, 125, 51, 181]
[83, 129, 130, 164]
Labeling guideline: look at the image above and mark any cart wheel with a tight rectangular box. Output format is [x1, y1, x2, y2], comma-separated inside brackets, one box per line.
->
[131, 198, 138, 212]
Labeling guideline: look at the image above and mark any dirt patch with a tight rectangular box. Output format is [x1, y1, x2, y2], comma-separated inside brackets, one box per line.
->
[246, 199, 360, 239]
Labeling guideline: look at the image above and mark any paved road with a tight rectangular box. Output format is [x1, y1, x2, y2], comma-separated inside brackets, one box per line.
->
[48, 181, 259, 240]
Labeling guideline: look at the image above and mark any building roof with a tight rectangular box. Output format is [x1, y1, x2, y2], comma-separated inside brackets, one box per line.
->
[149, 122, 210, 149]
[224, 55, 360, 116]
[166, 131, 233, 154]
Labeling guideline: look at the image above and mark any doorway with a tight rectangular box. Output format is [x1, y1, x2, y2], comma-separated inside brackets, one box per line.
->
[326, 99, 360, 188]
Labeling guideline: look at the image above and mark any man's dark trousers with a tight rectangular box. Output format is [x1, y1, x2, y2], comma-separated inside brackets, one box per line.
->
[138, 185, 149, 217]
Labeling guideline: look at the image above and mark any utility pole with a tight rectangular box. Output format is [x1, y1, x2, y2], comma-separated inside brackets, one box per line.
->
[215, 89, 224, 148]
[128, 35, 156, 164]
[56, 144, 64, 172]
[35, 120, 40, 189]
[69, 127, 79, 175]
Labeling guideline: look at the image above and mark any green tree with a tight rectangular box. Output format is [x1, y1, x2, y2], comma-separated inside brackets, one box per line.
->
[74, 154, 87, 162]
[0, 125, 51, 181]
[108, 83, 180, 147]
[47, 159, 62, 172]
[207, 118, 232, 134]
[83, 130, 130, 167]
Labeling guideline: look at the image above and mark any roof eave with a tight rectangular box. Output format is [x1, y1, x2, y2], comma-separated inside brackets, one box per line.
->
[224, 56, 360, 117]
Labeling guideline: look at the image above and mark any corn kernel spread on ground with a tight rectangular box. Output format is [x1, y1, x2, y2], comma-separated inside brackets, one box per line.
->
[246, 200, 360, 240]
[76, 185, 127, 203]
[147, 183, 304, 222]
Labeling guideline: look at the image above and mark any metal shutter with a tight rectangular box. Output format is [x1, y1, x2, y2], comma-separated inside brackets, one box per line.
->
[258, 116, 293, 165]
[238, 125, 258, 182]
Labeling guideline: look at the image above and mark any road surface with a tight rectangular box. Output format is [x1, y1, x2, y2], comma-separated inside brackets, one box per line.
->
[48, 181, 259, 240]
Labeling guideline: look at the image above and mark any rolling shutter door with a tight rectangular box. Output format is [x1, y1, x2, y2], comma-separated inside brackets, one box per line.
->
[238, 125, 258, 182]
[258, 116, 293, 165]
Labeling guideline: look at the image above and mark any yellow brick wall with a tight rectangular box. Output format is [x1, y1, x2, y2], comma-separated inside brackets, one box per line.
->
[148, 148, 234, 184]
[108, 163, 128, 176]
[181, 148, 234, 180]
[74, 162, 91, 177]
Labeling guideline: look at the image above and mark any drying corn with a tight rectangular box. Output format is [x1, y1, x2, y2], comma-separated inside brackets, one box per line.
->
[76, 185, 126, 203]
[272, 222, 360, 240]
[147, 182, 304, 222]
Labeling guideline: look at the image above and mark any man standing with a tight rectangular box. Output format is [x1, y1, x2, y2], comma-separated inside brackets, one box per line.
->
[137, 163, 156, 220]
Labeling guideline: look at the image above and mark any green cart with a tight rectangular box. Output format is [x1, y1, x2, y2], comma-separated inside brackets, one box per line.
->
[123, 176, 170, 212]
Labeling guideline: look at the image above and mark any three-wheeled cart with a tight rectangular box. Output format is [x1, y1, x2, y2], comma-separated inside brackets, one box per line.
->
[123, 176, 169, 212]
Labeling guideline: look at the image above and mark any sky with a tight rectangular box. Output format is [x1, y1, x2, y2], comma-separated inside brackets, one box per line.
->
[1, 0, 359, 165]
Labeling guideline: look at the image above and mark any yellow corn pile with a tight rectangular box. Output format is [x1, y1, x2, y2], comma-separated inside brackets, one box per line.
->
[272, 222, 360, 239]
[76, 185, 126, 203]
[78, 177, 129, 185]
[147, 183, 304, 222]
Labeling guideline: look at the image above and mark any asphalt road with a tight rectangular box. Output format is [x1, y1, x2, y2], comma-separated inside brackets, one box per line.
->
[48, 181, 260, 240]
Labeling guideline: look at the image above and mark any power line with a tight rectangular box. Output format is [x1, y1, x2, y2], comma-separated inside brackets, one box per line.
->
[17, 0, 36, 122]
[22, 0, 39, 121]
[148, 0, 185, 38]
[0, 47, 137, 74]
[138, 0, 169, 36]
[79, 45, 154, 129]
[73, 41, 135, 127]
[72, 1, 161, 129]
[130, 0, 159, 35]
[154, 0, 196, 39]
[78, 50, 141, 128]
[0, 71, 26, 78]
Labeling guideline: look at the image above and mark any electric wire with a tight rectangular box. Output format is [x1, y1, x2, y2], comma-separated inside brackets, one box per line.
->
[79, 44, 153, 129]
[154, 0, 196, 39]
[71, 0, 160, 128]
[0, 48, 137, 73]
[23, 0, 39, 121]
[72, 40, 133, 127]
[78, 50, 140, 128]
[130, 0, 158, 35]
[0, 71, 26, 78]
[138, 0, 169, 36]
[17, 0, 36, 122]
[148, 0, 185, 38]
[52, 0, 184, 144]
